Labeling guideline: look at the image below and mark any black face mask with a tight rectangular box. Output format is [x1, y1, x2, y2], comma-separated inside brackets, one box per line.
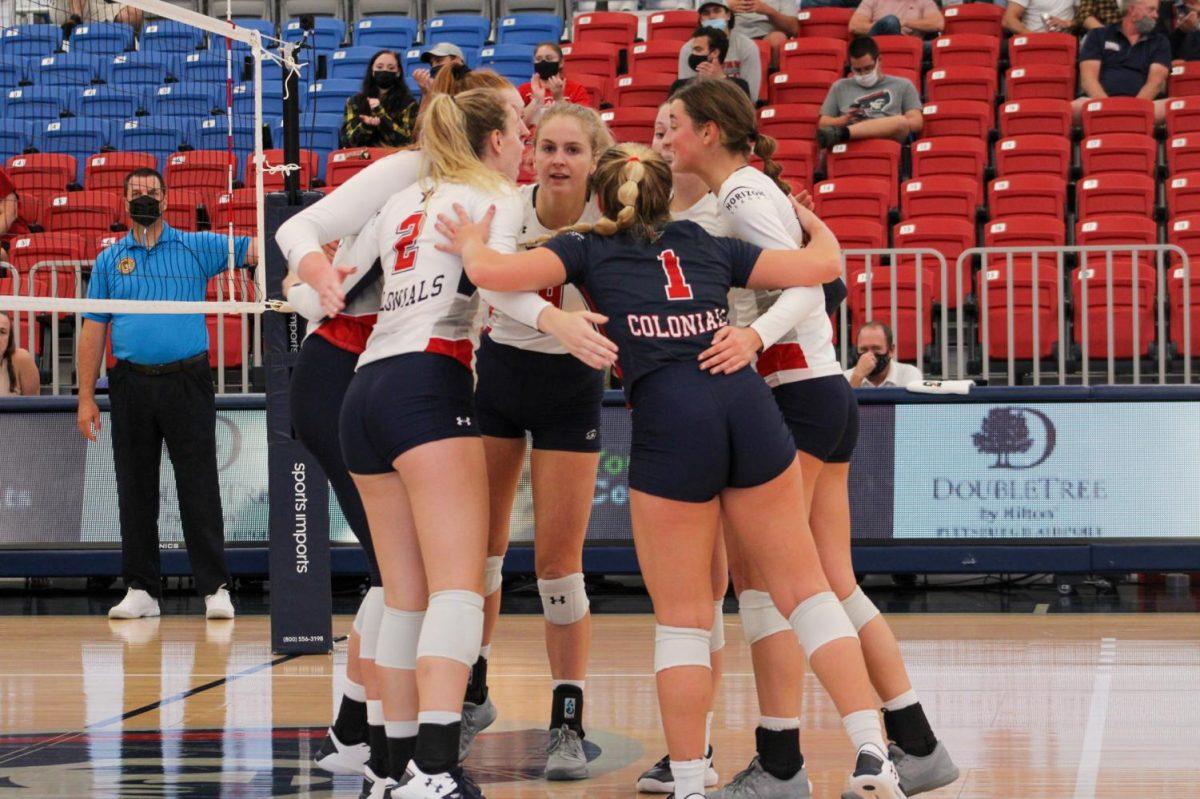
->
[373, 70, 398, 89]
[869, 352, 891, 379]
[534, 60, 561, 80]
[128, 195, 161, 227]
[430, 62, 444, 78]
[688, 53, 710, 72]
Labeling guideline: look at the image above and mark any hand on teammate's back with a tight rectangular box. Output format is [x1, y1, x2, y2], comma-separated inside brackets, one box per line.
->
[434, 203, 496, 257]
[537, 307, 619, 370]
[698, 325, 763, 374]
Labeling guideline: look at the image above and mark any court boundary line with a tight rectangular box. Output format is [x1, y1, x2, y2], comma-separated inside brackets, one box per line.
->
[1072, 636, 1117, 799]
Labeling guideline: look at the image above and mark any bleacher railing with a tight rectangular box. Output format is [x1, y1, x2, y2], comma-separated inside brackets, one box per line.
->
[26, 260, 86, 393]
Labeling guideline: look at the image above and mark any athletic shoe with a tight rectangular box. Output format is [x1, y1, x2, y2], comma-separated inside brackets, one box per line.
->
[889, 742, 959, 796]
[391, 762, 483, 798]
[710, 757, 813, 798]
[635, 747, 719, 793]
[841, 744, 906, 799]
[204, 587, 235, 620]
[108, 588, 160, 620]
[313, 727, 370, 776]
[458, 695, 497, 760]
[358, 764, 395, 799]
[544, 724, 588, 780]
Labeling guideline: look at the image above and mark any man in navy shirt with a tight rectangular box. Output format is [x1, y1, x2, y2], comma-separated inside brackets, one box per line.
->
[1075, 0, 1172, 122]
[76, 167, 256, 621]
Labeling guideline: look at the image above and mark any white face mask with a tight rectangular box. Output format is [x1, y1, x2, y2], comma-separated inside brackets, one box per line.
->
[854, 66, 880, 88]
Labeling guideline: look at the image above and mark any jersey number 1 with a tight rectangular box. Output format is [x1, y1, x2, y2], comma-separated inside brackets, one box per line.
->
[658, 249, 694, 301]
[393, 212, 425, 273]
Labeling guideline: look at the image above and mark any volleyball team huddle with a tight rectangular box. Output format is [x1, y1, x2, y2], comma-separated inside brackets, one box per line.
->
[274, 67, 961, 799]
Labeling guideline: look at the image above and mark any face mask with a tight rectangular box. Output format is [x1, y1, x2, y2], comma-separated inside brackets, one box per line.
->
[854, 66, 880, 88]
[373, 70, 397, 89]
[1134, 14, 1156, 33]
[869, 352, 891, 379]
[703, 17, 728, 31]
[128, 195, 161, 227]
[687, 53, 709, 72]
[534, 60, 560, 80]
[430, 63, 444, 78]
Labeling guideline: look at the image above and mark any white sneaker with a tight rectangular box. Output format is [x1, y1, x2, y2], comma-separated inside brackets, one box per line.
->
[842, 743, 906, 799]
[108, 588, 160, 620]
[205, 586, 235, 620]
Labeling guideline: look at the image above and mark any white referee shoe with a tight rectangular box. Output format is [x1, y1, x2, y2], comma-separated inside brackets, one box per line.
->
[108, 588, 161, 620]
[205, 586, 235, 620]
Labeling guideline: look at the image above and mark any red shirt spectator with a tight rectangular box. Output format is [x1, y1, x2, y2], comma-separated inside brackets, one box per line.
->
[0, 167, 31, 254]
[518, 42, 591, 129]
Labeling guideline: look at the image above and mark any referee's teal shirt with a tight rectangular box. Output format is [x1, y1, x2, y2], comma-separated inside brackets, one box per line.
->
[84, 224, 252, 365]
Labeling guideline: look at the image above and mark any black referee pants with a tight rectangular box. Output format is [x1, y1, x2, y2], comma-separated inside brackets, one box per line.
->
[109, 358, 231, 598]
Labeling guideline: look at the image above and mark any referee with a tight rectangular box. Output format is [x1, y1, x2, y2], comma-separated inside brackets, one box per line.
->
[75, 167, 257, 621]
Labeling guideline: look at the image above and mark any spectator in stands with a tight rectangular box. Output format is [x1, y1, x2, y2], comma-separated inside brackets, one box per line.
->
[0, 312, 38, 397]
[676, 1, 763, 102]
[338, 50, 417, 150]
[518, 42, 591, 127]
[411, 42, 466, 96]
[670, 27, 754, 99]
[728, 0, 800, 68]
[1004, 0, 1078, 32]
[1078, 0, 1122, 29]
[0, 166, 31, 255]
[76, 167, 257, 622]
[849, 0, 944, 38]
[60, 0, 143, 34]
[816, 36, 923, 148]
[845, 321, 924, 387]
[1171, 0, 1200, 61]
[1076, 0, 1171, 121]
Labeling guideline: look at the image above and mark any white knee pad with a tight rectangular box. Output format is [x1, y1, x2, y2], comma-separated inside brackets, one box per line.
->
[654, 625, 712, 673]
[709, 600, 726, 653]
[357, 586, 385, 660]
[484, 556, 504, 597]
[788, 591, 858, 659]
[416, 589, 484, 667]
[840, 587, 881, 632]
[738, 589, 791, 645]
[538, 573, 589, 626]
[375, 606, 425, 670]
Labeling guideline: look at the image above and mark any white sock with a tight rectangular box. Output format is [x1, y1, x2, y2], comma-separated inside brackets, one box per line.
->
[759, 715, 800, 731]
[343, 677, 366, 704]
[366, 699, 384, 726]
[704, 711, 714, 751]
[553, 679, 586, 691]
[384, 719, 419, 738]
[670, 757, 707, 798]
[479, 643, 492, 660]
[842, 709, 886, 752]
[417, 710, 462, 726]
[882, 688, 919, 712]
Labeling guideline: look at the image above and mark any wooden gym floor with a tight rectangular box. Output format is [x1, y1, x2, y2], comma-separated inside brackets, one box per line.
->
[0, 612, 1197, 798]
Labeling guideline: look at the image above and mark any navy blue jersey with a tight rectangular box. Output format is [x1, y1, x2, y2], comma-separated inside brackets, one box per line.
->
[540, 220, 763, 396]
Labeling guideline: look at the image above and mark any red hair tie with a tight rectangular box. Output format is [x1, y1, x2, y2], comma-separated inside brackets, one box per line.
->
[627, 156, 640, 163]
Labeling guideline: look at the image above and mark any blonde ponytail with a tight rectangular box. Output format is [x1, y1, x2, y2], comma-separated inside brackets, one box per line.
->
[419, 90, 513, 194]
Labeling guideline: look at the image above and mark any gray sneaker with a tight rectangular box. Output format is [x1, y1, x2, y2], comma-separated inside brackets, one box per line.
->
[710, 757, 813, 799]
[889, 741, 959, 796]
[545, 724, 589, 780]
[458, 695, 497, 761]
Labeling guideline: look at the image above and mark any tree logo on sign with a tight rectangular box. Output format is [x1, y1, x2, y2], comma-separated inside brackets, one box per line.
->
[972, 407, 1056, 469]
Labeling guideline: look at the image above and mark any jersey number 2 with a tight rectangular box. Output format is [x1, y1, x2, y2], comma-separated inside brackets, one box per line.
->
[392, 212, 425, 273]
[658, 249, 694, 301]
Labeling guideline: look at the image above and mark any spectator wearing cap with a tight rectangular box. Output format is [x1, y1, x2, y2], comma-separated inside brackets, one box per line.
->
[0, 166, 31, 255]
[1004, 0, 1078, 33]
[412, 41, 466, 96]
[677, 0, 763, 102]
[670, 27, 754, 99]
[849, 0, 944, 38]
[518, 42, 592, 127]
[816, 36, 923, 148]
[1075, 0, 1171, 122]
[727, 0, 801, 69]
[845, 321, 924, 387]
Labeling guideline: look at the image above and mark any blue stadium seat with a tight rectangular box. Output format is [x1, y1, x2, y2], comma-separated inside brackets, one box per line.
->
[406, 75, 422, 103]
[425, 16, 491, 50]
[496, 14, 564, 46]
[0, 25, 62, 57]
[141, 20, 206, 54]
[33, 53, 102, 88]
[403, 47, 424, 75]
[104, 52, 176, 89]
[72, 86, 146, 119]
[284, 17, 346, 53]
[305, 78, 359, 114]
[3, 87, 67, 121]
[279, 113, 342, 177]
[35, 119, 113, 183]
[148, 84, 222, 117]
[353, 17, 418, 53]
[0, 56, 32, 91]
[232, 82, 286, 120]
[328, 46, 380, 80]
[113, 118, 189, 170]
[68, 22, 135, 57]
[0, 120, 33, 163]
[189, 116, 263, 178]
[178, 51, 240, 85]
[481, 44, 535, 85]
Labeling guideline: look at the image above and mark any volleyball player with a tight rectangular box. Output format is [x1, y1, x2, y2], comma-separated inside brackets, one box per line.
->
[435, 142, 905, 799]
[667, 78, 958, 798]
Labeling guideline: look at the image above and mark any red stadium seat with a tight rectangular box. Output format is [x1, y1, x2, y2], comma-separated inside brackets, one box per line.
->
[753, 38, 771, 101]
[568, 72, 609, 108]
[1168, 134, 1200, 176]
[646, 10, 698, 42]
[901, 175, 981, 221]
[16, 191, 51, 230]
[985, 215, 1066, 249]
[848, 265, 935, 360]
[1076, 173, 1157, 220]
[768, 70, 838, 106]
[206, 314, 246, 368]
[1007, 32, 1078, 68]
[560, 42, 620, 79]
[164, 150, 237, 207]
[1166, 96, 1200, 137]
[254, 149, 317, 192]
[1006, 64, 1075, 102]
[925, 66, 997, 107]
[1071, 258, 1156, 359]
[988, 175, 1067, 220]
[629, 40, 685, 76]
[825, 138, 901, 206]
[796, 7, 854, 40]
[1167, 172, 1200, 219]
[998, 98, 1072, 138]
[84, 151, 157, 193]
[931, 34, 1000, 69]
[920, 100, 992, 139]
[814, 177, 891, 229]
[1074, 214, 1159, 273]
[572, 11, 638, 47]
[942, 2, 1003, 36]
[614, 73, 676, 109]
[600, 107, 658, 145]
[977, 261, 1062, 360]
[165, 188, 205, 231]
[325, 147, 391, 188]
[893, 216, 976, 306]
[5, 153, 77, 195]
[995, 135, 1071, 180]
[1080, 97, 1155, 137]
[44, 190, 125, 236]
[758, 104, 820, 143]
[827, 215, 886, 285]
[1083, 133, 1157, 177]
[911, 136, 987, 183]
[4, 232, 89, 276]
[874, 35, 922, 74]
[750, 139, 815, 194]
[780, 37, 847, 74]
[1167, 215, 1200, 356]
[211, 188, 258, 237]
[1168, 62, 1200, 99]
[94, 232, 123, 257]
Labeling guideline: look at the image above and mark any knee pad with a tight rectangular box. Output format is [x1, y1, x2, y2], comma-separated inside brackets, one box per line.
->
[416, 589, 484, 667]
[538, 573, 589, 626]
[358, 586, 385, 660]
[709, 600, 726, 653]
[787, 591, 858, 659]
[840, 586, 881, 632]
[738, 589, 791, 645]
[654, 625, 712, 673]
[484, 555, 504, 597]
[375, 606, 425, 670]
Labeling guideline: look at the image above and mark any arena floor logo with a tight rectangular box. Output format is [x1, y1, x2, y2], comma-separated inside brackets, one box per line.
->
[0, 727, 638, 798]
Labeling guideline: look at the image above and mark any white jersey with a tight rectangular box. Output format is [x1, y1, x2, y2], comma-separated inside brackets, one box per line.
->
[670, 193, 759, 335]
[717, 166, 841, 387]
[358, 180, 525, 370]
[286, 211, 385, 333]
[485, 184, 601, 355]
